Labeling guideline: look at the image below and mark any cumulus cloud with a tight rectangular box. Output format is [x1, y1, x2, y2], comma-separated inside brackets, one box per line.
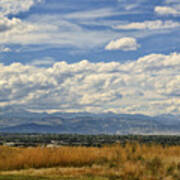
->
[0, 17, 35, 34]
[0, 53, 180, 115]
[0, 0, 41, 44]
[0, 0, 42, 16]
[115, 20, 180, 30]
[105, 37, 140, 51]
[0, 17, 20, 32]
[155, 6, 180, 16]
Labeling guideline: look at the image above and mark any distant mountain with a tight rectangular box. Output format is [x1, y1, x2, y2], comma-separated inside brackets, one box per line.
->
[0, 110, 180, 134]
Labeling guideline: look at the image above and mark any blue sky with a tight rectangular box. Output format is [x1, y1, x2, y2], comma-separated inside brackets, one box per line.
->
[0, 0, 180, 115]
[1, 0, 180, 64]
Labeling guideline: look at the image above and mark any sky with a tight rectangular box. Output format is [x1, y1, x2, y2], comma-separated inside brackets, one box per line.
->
[0, 0, 180, 116]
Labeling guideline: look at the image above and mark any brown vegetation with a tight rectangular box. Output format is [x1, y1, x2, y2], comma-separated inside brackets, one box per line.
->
[1, 143, 180, 179]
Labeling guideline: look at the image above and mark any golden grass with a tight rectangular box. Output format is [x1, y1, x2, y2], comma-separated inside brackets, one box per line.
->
[1, 143, 180, 179]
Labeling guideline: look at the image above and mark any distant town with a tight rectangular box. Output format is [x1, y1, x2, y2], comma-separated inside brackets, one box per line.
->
[1, 134, 180, 147]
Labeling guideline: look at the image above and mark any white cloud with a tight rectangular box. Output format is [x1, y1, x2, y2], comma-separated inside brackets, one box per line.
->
[117, 0, 145, 12]
[0, 53, 180, 115]
[0, 17, 20, 32]
[0, 0, 42, 45]
[0, 16, 35, 34]
[105, 37, 140, 51]
[155, 6, 180, 16]
[115, 20, 180, 30]
[0, 46, 11, 52]
[0, 0, 42, 16]
[29, 57, 56, 66]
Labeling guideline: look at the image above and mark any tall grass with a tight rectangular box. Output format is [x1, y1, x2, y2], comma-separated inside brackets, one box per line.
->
[1, 143, 180, 179]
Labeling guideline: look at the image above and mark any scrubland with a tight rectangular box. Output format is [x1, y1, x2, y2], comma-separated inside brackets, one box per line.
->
[1, 143, 180, 179]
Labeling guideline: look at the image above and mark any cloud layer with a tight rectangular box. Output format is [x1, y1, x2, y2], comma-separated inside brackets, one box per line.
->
[0, 53, 180, 115]
[155, 6, 180, 16]
[105, 37, 140, 51]
[115, 20, 180, 30]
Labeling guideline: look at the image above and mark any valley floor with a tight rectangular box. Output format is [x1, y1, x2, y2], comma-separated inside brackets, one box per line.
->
[0, 175, 107, 180]
[1, 143, 180, 180]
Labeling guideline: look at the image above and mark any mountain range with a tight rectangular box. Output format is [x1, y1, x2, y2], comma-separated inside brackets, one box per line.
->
[0, 110, 180, 134]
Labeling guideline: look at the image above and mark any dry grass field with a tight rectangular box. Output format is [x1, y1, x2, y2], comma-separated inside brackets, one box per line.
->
[1, 143, 180, 179]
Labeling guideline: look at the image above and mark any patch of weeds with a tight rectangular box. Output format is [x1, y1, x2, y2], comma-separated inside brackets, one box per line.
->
[166, 163, 176, 176]
[108, 175, 122, 180]
[0, 175, 50, 180]
[146, 157, 162, 175]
